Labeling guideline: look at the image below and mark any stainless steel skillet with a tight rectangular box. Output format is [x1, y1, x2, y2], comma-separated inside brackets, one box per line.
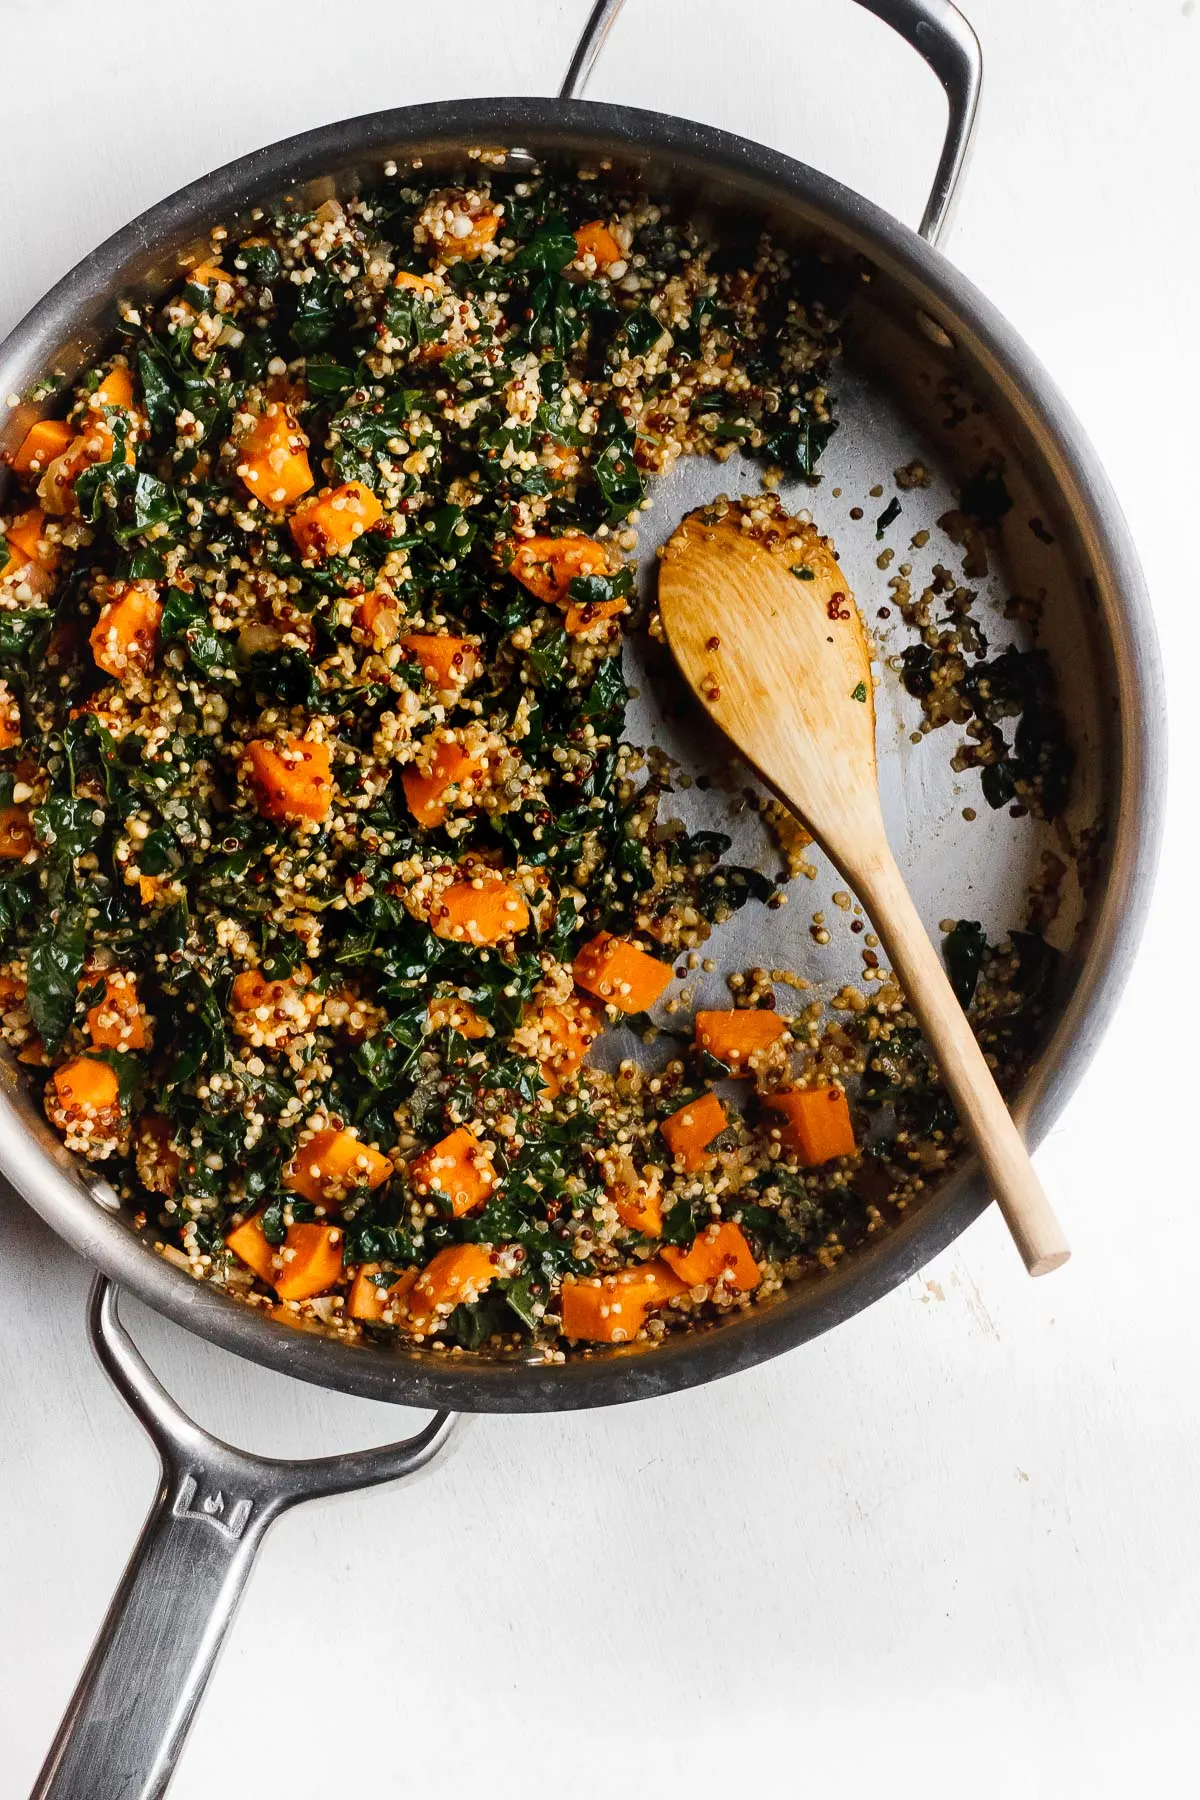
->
[0, 2, 1163, 1793]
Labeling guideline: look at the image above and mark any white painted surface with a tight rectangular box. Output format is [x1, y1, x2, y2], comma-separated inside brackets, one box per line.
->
[0, 1, 1196, 1794]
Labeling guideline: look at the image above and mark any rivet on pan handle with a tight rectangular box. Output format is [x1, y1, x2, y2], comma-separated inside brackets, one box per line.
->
[559, 0, 983, 246]
[32, 1278, 458, 1800]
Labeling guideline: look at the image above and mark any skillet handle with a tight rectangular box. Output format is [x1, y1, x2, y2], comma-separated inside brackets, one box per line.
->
[32, 1279, 457, 1800]
[559, 0, 983, 246]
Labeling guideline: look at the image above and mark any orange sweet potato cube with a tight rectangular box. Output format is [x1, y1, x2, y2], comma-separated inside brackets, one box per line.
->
[659, 1090, 729, 1172]
[5, 507, 59, 570]
[572, 933, 673, 1014]
[10, 419, 73, 478]
[284, 1127, 393, 1205]
[427, 993, 491, 1039]
[89, 583, 162, 680]
[694, 1008, 787, 1073]
[405, 1244, 496, 1334]
[226, 1213, 277, 1285]
[92, 366, 136, 411]
[274, 1222, 344, 1301]
[398, 633, 479, 691]
[766, 1085, 857, 1165]
[574, 221, 622, 269]
[610, 1169, 663, 1236]
[290, 481, 382, 559]
[410, 1125, 495, 1217]
[564, 595, 625, 636]
[401, 740, 481, 828]
[524, 995, 601, 1099]
[247, 737, 334, 824]
[430, 876, 530, 945]
[438, 208, 501, 264]
[560, 1257, 686, 1343]
[508, 533, 608, 605]
[661, 1222, 761, 1292]
[347, 1264, 418, 1322]
[84, 971, 148, 1050]
[236, 404, 314, 511]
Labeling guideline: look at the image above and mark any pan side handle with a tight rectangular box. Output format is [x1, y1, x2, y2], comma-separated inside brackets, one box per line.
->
[558, 0, 983, 246]
[32, 1280, 456, 1800]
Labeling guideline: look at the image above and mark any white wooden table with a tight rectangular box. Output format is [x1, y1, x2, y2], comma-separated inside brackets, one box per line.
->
[1, 3, 1195, 1794]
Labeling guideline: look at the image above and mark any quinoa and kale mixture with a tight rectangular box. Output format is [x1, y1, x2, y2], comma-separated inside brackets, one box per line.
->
[0, 160, 1060, 1358]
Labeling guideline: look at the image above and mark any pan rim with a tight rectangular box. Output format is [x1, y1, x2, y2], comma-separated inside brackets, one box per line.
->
[0, 96, 1166, 1412]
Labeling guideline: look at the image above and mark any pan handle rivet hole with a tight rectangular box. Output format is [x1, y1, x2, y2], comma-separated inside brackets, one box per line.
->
[915, 308, 956, 351]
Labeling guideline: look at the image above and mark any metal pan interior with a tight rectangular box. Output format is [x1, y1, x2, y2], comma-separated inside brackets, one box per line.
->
[0, 101, 1162, 1411]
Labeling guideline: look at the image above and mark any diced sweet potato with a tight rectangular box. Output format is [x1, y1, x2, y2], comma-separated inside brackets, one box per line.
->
[10, 419, 73, 479]
[397, 633, 479, 692]
[85, 971, 148, 1050]
[560, 1257, 686, 1343]
[230, 968, 321, 1047]
[236, 404, 314, 511]
[401, 739, 481, 828]
[508, 533, 608, 606]
[356, 590, 401, 647]
[0, 807, 33, 859]
[45, 1056, 124, 1153]
[410, 1125, 495, 1217]
[661, 1222, 760, 1292]
[4, 507, 58, 570]
[563, 595, 625, 636]
[659, 1090, 729, 1173]
[437, 209, 501, 264]
[522, 995, 601, 1099]
[347, 1263, 419, 1323]
[608, 1166, 663, 1237]
[430, 875, 530, 945]
[284, 1127, 393, 1205]
[348, 1263, 386, 1321]
[274, 1222, 345, 1302]
[427, 994, 491, 1039]
[186, 262, 227, 290]
[574, 221, 623, 269]
[92, 366, 136, 411]
[226, 1214, 276, 1284]
[393, 269, 442, 296]
[290, 481, 382, 559]
[52, 1056, 120, 1114]
[37, 418, 132, 516]
[247, 737, 333, 824]
[405, 1244, 496, 1335]
[572, 932, 673, 1014]
[765, 1085, 857, 1165]
[89, 583, 161, 681]
[694, 1008, 787, 1073]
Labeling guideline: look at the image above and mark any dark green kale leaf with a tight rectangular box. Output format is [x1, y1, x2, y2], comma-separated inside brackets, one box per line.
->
[943, 918, 987, 1007]
[25, 900, 87, 1053]
[289, 272, 347, 350]
[763, 404, 837, 480]
[591, 405, 645, 523]
[160, 585, 230, 677]
[510, 217, 578, 273]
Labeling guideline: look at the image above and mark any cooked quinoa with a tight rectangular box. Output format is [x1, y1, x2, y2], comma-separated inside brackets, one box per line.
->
[0, 160, 1061, 1358]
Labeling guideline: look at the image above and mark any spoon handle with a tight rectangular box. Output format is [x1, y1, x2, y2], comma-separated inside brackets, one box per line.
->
[854, 845, 1070, 1276]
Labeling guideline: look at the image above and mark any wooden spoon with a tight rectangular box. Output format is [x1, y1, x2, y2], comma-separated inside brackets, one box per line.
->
[658, 500, 1069, 1276]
